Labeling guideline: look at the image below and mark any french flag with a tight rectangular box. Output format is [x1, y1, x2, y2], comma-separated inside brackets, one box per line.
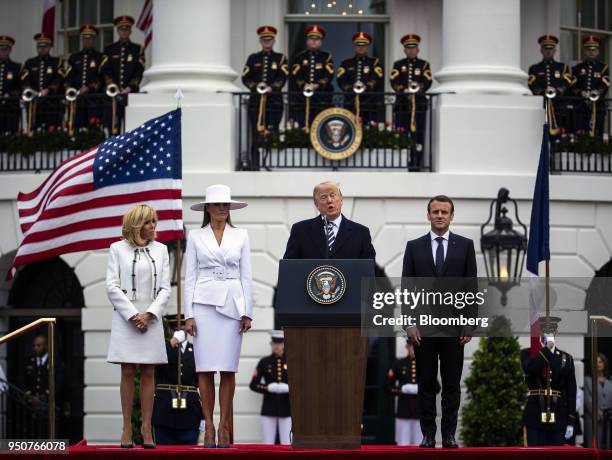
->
[42, 0, 56, 37]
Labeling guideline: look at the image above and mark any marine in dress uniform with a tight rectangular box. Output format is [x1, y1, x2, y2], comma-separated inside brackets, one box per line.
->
[527, 35, 574, 134]
[241, 25, 289, 170]
[249, 330, 291, 445]
[571, 35, 610, 137]
[289, 25, 334, 129]
[0, 35, 21, 134]
[152, 315, 202, 445]
[337, 31, 384, 124]
[101, 16, 145, 133]
[20, 33, 65, 130]
[64, 25, 105, 130]
[521, 317, 577, 446]
[390, 34, 432, 170]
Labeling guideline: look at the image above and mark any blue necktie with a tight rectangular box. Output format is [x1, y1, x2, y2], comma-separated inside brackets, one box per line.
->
[435, 236, 445, 276]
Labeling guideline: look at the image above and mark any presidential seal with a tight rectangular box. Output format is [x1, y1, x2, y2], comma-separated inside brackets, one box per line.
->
[310, 107, 362, 161]
[306, 265, 347, 305]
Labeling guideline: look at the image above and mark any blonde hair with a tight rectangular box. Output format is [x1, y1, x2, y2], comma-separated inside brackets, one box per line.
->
[122, 204, 158, 247]
[312, 181, 342, 201]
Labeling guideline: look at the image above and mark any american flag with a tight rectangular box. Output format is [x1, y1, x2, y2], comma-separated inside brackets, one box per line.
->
[8, 109, 183, 280]
[137, 0, 153, 49]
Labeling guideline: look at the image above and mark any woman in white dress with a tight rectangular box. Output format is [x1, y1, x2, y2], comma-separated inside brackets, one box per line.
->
[184, 185, 253, 448]
[106, 204, 171, 448]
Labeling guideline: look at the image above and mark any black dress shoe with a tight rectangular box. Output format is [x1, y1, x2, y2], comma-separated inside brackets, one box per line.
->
[442, 434, 459, 448]
[120, 443, 134, 449]
[419, 434, 436, 448]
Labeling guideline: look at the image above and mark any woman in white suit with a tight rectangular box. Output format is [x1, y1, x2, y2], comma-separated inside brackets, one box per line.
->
[184, 184, 253, 448]
[106, 204, 171, 448]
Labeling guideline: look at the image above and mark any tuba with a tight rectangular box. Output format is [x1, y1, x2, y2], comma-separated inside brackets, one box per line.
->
[544, 86, 557, 99]
[353, 80, 366, 94]
[65, 87, 79, 102]
[22, 88, 38, 102]
[106, 83, 119, 98]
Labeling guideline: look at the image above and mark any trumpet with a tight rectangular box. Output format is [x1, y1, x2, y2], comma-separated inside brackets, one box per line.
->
[106, 83, 119, 98]
[22, 88, 38, 102]
[405, 81, 420, 94]
[588, 90, 600, 102]
[353, 80, 366, 94]
[303, 84, 314, 98]
[256, 82, 268, 95]
[544, 86, 557, 99]
[65, 87, 79, 102]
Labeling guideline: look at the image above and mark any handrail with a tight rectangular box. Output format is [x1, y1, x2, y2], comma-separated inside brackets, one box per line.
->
[590, 315, 612, 449]
[0, 317, 56, 440]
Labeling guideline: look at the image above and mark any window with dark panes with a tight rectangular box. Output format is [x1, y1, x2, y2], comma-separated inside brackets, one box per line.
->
[560, 0, 611, 67]
[60, 0, 115, 54]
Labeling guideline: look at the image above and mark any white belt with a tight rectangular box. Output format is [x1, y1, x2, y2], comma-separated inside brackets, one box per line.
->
[199, 267, 239, 281]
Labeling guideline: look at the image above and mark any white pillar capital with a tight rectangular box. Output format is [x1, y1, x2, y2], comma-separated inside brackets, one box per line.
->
[435, 0, 529, 94]
[141, 0, 239, 93]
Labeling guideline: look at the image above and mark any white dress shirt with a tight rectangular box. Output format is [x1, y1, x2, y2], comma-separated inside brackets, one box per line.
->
[430, 230, 450, 266]
[322, 214, 342, 239]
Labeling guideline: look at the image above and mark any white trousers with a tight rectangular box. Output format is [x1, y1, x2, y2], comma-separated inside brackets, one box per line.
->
[261, 416, 292, 445]
[396, 418, 422, 446]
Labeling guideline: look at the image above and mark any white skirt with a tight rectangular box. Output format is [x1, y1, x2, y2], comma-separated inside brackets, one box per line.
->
[193, 303, 243, 372]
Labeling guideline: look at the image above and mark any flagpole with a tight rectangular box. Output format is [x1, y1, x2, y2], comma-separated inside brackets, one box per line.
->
[62, 0, 69, 61]
[175, 238, 183, 392]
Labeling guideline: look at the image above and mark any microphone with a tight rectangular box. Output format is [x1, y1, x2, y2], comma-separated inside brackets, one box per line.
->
[323, 215, 329, 260]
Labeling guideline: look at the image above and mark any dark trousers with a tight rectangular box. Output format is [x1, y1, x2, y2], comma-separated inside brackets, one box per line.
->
[344, 94, 383, 125]
[154, 425, 199, 445]
[415, 337, 464, 437]
[289, 93, 332, 128]
[0, 98, 20, 134]
[526, 427, 565, 446]
[247, 95, 283, 170]
[394, 105, 427, 169]
[574, 101, 606, 136]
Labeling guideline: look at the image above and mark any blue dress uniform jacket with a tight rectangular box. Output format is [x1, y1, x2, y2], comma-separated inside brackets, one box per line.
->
[101, 40, 144, 92]
[283, 215, 375, 260]
[250, 353, 291, 417]
[0, 58, 21, 96]
[152, 341, 201, 431]
[390, 57, 432, 100]
[337, 55, 384, 122]
[571, 59, 610, 98]
[521, 347, 577, 432]
[20, 55, 64, 93]
[65, 48, 104, 93]
[528, 60, 573, 95]
[386, 357, 419, 419]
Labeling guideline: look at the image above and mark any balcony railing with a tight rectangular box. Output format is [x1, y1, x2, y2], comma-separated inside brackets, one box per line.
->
[233, 91, 434, 171]
[0, 94, 124, 172]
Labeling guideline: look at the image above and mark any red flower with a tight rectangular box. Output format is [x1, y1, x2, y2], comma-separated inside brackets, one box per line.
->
[385, 120, 392, 127]
[47, 125, 56, 133]
[397, 126, 405, 133]
[576, 129, 584, 136]
[89, 116, 100, 126]
[559, 127, 566, 134]
[357, 116, 363, 124]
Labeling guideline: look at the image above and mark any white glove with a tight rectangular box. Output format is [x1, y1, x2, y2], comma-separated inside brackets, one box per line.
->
[276, 383, 289, 394]
[564, 425, 574, 440]
[267, 383, 281, 394]
[544, 334, 555, 349]
[401, 383, 418, 395]
[173, 330, 186, 343]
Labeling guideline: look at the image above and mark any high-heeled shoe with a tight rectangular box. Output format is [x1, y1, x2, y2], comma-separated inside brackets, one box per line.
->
[140, 427, 156, 449]
[217, 427, 231, 449]
[120, 430, 133, 448]
[203, 425, 216, 448]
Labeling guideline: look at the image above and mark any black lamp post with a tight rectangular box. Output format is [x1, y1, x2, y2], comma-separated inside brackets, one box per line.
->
[480, 188, 528, 305]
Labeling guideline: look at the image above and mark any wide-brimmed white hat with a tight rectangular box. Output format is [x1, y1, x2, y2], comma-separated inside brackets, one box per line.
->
[190, 184, 248, 211]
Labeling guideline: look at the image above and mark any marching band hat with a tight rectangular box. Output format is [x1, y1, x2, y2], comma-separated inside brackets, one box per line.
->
[190, 184, 248, 211]
[401, 33, 421, 48]
[34, 32, 53, 46]
[539, 316, 561, 334]
[538, 34, 559, 49]
[352, 31, 372, 45]
[305, 25, 326, 39]
[257, 25, 277, 39]
[0, 35, 15, 48]
[582, 35, 601, 49]
[79, 24, 99, 38]
[113, 15, 135, 29]
[270, 330, 284, 343]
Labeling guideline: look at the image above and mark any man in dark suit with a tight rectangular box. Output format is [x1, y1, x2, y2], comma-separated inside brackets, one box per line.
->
[401, 195, 477, 448]
[283, 181, 375, 260]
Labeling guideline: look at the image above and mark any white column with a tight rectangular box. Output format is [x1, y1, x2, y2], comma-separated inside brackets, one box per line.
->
[141, 0, 238, 93]
[435, 0, 528, 94]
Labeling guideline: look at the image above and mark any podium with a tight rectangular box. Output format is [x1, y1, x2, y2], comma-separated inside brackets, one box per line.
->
[276, 259, 374, 449]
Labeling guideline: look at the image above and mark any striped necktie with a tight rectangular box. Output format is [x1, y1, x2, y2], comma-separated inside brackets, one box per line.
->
[326, 220, 336, 252]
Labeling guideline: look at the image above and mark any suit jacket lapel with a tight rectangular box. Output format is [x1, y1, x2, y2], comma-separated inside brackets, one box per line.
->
[307, 217, 326, 258]
[441, 232, 456, 276]
[422, 234, 436, 275]
[202, 225, 225, 265]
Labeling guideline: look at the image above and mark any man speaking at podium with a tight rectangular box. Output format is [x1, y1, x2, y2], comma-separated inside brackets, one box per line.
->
[283, 181, 375, 260]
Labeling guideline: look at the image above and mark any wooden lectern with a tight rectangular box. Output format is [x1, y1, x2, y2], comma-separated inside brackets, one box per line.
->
[276, 259, 375, 449]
